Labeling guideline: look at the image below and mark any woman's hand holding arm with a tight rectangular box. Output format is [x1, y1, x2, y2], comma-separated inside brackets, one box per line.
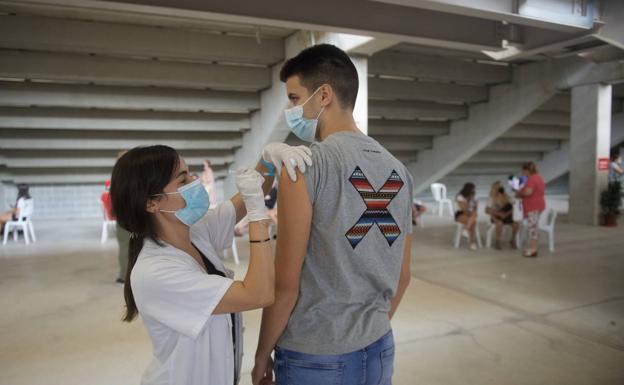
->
[230, 143, 312, 223]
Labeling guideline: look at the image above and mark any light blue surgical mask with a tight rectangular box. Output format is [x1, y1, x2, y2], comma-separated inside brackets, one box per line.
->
[154, 178, 209, 227]
[284, 87, 325, 142]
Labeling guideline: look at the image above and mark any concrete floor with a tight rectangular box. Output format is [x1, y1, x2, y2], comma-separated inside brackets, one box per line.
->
[1, 203, 623, 385]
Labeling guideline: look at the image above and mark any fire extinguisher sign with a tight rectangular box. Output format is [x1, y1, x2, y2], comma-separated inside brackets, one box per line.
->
[598, 158, 609, 171]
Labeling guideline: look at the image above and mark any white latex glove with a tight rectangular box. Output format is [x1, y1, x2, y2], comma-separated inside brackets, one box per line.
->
[236, 168, 269, 222]
[262, 143, 313, 182]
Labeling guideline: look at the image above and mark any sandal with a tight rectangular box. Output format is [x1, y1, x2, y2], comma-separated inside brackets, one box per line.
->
[523, 250, 538, 258]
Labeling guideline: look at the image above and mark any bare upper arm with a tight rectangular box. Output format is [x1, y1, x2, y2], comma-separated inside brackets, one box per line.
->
[275, 168, 312, 295]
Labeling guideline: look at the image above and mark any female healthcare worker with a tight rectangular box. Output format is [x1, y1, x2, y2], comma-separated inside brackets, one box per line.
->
[109, 143, 311, 385]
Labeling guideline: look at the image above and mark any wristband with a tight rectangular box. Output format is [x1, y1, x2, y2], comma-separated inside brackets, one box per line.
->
[260, 159, 276, 177]
[249, 238, 271, 243]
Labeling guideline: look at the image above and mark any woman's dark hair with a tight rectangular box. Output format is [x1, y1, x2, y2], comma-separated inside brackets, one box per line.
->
[16, 184, 31, 201]
[522, 161, 538, 175]
[459, 183, 476, 199]
[110, 145, 180, 322]
[280, 44, 359, 110]
[611, 148, 621, 161]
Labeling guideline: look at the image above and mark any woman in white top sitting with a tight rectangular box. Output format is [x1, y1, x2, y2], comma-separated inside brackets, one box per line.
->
[0, 184, 30, 233]
[109, 143, 311, 385]
[485, 181, 518, 250]
[455, 182, 479, 251]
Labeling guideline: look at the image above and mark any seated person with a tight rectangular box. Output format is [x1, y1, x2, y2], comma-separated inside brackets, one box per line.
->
[0, 184, 31, 233]
[455, 182, 479, 251]
[265, 185, 278, 237]
[486, 181, 519, 250]
[411, 201, 427, 226]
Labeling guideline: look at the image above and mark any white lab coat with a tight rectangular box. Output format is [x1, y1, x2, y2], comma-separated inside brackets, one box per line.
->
[131, 201, 243, 385]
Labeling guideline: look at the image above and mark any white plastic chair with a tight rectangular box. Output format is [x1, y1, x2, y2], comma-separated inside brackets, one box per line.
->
[3, 199, 36, 245]
[229, 237, 240, 265]
[453, 222, 482, 249]
[518, 208, 557, 253]
[431, 183, 454, 217]
[100, 201, 116, 244]
[486, 222, 521, 248]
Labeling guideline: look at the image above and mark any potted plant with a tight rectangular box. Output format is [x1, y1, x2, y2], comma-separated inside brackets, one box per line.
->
[600, 182, 622, 227]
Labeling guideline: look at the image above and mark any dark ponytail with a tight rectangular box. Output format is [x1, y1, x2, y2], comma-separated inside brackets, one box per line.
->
[123, 235, 145, 322]
[110, 145, 180, 322]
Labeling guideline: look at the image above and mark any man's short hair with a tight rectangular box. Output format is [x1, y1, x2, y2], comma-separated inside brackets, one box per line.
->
[280, 44, 359, 110]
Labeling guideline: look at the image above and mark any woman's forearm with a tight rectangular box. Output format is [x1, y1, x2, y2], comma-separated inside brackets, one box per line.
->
[244, 221, 275, 305]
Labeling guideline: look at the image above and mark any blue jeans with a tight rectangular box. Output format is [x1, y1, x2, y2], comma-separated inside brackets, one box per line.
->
[274, 330, 395, 385]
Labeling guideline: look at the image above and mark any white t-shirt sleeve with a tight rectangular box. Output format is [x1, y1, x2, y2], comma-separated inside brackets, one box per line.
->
[134, 258, 233, 339]
[193, 200, 236, 251]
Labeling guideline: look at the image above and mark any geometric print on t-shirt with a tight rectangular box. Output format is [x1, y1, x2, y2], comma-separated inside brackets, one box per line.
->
[345, 166, 404, 249]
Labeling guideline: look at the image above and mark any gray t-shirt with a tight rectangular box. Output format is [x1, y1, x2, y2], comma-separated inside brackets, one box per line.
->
[277, 131, 414, 355]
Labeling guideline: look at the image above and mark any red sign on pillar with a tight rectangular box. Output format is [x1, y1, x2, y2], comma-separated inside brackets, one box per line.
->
[598, 158, 609, 171]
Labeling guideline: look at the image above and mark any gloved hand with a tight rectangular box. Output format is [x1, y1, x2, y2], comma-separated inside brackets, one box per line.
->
[262, 143, 312, 182]
[236, 168, 269, 222]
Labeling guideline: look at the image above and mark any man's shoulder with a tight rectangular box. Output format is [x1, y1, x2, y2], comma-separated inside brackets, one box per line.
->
[308, 137, 343, 163]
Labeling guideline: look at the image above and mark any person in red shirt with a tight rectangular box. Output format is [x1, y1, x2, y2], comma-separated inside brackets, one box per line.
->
[516, 162, 545, 258]
[101, 180, 114, 220]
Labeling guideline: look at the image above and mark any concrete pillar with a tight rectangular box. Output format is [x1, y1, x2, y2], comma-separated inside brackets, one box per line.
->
[224, 31, 319, 197]
[351, 55, 368, 135]
[225, 31, 372, 196]
[223, 64, 291, 197]
[569, 83, 612, 226]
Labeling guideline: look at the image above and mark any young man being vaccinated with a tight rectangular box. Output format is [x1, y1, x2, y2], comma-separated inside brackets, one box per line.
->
[252, 44, 414, 385]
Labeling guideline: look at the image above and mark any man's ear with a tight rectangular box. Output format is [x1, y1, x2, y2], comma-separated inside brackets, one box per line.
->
[319, 83, 333, 107]
[146, 197, 159, 214]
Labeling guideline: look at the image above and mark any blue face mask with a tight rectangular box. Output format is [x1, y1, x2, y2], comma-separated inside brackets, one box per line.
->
[155, 178, 209, 227]
[284, 87, 325, 142]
